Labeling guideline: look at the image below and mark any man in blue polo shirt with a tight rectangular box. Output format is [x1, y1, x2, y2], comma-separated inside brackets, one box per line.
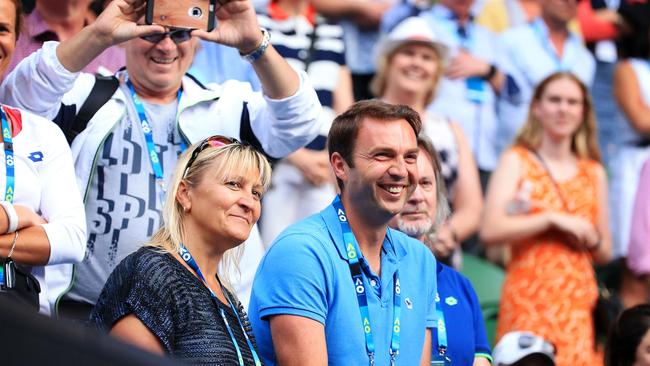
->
[249, 100, 437, 365]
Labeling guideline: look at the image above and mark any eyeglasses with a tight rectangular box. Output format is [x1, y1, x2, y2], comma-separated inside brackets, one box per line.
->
[140, 28, 193, 44]
[183, 135, 240, 178]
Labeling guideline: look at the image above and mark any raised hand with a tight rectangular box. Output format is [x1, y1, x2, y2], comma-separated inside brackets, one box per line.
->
[91, 0, 165, 46]
[190, 0, 263, 54]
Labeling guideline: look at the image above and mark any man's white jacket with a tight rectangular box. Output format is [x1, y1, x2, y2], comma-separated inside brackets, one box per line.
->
[0, 41, 322, 308]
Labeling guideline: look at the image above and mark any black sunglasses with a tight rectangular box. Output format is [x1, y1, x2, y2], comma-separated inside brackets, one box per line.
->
[140, 28, 193, 44]
[183, 135, 241, 178]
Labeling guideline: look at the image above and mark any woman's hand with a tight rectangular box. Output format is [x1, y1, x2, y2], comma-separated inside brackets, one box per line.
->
[431, 224, 458, 259]
[547, 212, 600, 251]
[90, 0, 164, 47]
[191, 0, 263, 54]
[14, 205, 47, 230]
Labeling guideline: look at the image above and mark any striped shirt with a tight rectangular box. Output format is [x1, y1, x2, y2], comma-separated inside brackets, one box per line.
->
[258, 5, 346, 150]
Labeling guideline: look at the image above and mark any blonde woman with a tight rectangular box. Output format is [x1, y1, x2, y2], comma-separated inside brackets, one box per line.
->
[481, 72, 611, 366]
[92, 136, 270, 365]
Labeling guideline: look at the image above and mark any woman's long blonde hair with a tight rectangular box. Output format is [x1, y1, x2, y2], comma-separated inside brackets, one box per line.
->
[146, 141, 272, 290]
[514, 72, 602, 162]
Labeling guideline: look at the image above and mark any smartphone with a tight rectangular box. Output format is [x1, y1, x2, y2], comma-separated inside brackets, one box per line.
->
[145, 0, 217, 32]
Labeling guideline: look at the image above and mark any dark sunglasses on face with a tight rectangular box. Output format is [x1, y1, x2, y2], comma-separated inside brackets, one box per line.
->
[140, 28, 194, 44]
[183, 135, 241, 178]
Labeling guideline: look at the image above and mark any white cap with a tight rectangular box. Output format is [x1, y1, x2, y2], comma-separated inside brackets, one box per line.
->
[492, 331, 556, 366]
[375, 17, 449, 63]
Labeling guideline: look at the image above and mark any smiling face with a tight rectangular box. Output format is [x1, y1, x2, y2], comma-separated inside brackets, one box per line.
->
[533, 76, 585, 141]
[390, 148, 437, 240]
[0, 0, 17, 78]
[125, 30, 199, 99]
[336, 117, 419, 225]
[386, 43, 440, 102]
[184, 162, 264, 249]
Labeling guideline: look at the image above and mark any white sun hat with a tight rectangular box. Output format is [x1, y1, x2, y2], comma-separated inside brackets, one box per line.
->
[375, 17, 449, 65]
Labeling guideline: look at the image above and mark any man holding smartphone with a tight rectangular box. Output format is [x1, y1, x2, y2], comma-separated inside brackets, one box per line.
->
[1, 0, 321, 318]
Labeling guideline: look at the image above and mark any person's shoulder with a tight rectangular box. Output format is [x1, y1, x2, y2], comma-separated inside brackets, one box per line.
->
[267, 213, 332, 254]
[390, 229, 435, 263]
[10, 106, 67, 145]
[202, 77, 255, 97]
[118, 247, 176, 281]
[438, 262, 472, 288]
[499, 22, 534, 43]
[582, 158, 606, 179]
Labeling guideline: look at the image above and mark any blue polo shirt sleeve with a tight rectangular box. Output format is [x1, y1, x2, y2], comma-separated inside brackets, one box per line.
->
[251, 232, 333, 324]
[462, 275, 492, 361]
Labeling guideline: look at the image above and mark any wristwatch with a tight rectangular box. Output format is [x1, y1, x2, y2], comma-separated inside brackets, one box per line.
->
[240, 28, 271, 63]
[482, 64, 497, 81]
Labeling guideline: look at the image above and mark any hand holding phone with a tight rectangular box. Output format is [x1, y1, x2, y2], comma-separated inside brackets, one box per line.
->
[146, 0, 217, 31]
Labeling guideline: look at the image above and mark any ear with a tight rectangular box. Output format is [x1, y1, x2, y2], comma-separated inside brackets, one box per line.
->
[330, 152, 350, 184]
[176, 180, 192, 213]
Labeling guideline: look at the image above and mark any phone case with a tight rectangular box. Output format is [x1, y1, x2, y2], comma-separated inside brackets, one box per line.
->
[145, 0, 217, 32]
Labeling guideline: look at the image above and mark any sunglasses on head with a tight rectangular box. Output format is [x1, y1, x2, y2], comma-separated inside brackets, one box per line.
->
[140, 28, 193, 44]
[183, 135, 241, 178]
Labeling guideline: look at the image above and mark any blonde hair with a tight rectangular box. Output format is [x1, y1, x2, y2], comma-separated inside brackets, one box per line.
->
[514, 72, 602, 162]
[370, 42, 445, 106]
[146, 141, 272, 290]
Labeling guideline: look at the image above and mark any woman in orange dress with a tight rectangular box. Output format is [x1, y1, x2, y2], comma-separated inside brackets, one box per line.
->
[480, 72, 612, 366]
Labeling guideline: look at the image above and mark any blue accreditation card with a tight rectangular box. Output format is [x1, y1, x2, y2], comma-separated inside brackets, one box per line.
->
[431, 354, 452, 366]
[465, 77, 488, 103]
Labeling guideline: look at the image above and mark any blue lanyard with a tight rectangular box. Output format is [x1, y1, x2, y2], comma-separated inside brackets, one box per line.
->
[434, 294, 448, 355]
[125, 78, 183, 205]
[332, 196, 401, 366]
[531, 19, 577, 72]
[178, 244, 262, 366]
[1, 106, 15, 203]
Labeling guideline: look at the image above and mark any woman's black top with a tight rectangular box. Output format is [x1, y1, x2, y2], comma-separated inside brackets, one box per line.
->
[92, 247, 261, 365]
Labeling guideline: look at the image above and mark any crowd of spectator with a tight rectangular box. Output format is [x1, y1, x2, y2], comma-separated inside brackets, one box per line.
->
[0, 0, 649, 365]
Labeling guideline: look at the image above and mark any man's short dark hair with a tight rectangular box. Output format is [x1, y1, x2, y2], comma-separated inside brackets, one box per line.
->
[327, 100, 422, 189]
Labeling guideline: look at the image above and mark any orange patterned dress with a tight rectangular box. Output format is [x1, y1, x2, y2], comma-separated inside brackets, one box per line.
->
[496, 147, 602, 366]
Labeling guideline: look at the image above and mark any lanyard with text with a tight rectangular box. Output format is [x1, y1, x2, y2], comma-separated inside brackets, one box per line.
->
[126, 78, 183, 205]
[431, 293, 451, 365]
[1, 106, 14, 203]
[332, 196, 401, 366]
[178, 244, 262, 366]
